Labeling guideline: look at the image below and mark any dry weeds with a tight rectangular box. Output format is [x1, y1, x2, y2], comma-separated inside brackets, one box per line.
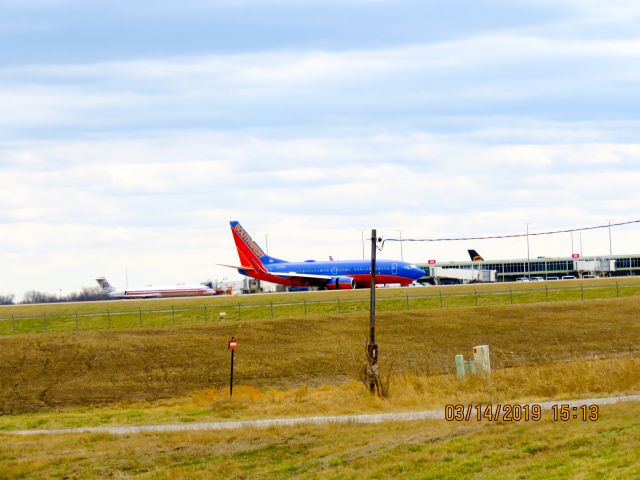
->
[1, 296, 639, 414]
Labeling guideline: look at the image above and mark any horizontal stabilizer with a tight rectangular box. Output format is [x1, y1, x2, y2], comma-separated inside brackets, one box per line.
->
[217, 263, 256, 271]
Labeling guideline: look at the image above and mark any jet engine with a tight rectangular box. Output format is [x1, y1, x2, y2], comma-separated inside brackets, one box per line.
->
[326, 276, 356, 290]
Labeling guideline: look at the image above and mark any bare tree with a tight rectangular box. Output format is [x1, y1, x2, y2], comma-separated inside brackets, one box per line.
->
[22, 291, 59, 304]
[66, 287, 110, 302]
[0, 294, 14, 305]
[21, 288, 111, 304]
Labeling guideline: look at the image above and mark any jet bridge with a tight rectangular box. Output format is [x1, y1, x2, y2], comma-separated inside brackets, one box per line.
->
[575, 259, 616, 277]
[430, 266, 496, 284]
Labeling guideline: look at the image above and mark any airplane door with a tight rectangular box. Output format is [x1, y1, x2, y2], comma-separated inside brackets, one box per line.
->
[331, 266, 338, 275]
[392, 263, 398, 275]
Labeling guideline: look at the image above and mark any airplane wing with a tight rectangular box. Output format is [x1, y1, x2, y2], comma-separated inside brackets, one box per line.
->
[267, 271, 357, 289]
[267, 271, 350, 287]
[269, 271, 333, 280]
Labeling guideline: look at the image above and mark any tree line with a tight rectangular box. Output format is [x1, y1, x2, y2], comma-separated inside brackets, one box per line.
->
[0, 287, 110, 305]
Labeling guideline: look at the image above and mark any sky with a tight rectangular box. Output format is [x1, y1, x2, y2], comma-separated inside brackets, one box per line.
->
[2, 0, 640, 299]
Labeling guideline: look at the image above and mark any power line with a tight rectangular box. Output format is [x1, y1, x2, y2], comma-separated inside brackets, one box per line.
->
[381, 219, 640, 247]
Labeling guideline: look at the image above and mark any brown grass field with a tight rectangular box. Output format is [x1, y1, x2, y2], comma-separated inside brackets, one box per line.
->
[1, 354, 639, 432]
[1, 287, 640, 478]
[1, 294, 639, 414]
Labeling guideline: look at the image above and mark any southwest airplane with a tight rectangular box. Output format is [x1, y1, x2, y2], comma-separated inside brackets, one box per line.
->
[225, 221, 425, 289]
[96, 277, 217, 299]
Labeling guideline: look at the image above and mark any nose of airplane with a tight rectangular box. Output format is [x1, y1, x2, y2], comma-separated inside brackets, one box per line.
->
[411, 266, 425, 279]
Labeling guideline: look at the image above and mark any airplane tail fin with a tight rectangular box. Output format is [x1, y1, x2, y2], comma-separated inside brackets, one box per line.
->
[468, 249, 484, 261]
[96, 277, 115, 292]
[229, 221, 287, 271]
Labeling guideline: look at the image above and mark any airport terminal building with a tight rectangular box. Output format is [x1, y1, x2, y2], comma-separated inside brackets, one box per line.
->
[416, 254, 640, 283]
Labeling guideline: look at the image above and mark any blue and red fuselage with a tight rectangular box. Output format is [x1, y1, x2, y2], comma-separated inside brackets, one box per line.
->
[250, 259, 424, 287]
[230, 221, 425, 289]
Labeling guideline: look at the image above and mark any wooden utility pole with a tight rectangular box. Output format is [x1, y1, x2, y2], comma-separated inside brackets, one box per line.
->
[369, 229, 377, 350]
[367, 229, 379, 394]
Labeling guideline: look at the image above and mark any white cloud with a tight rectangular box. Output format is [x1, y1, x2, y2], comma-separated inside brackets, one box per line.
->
[2, 130, 640, 300]
[3, 33, 640, 137]
[562, 0, 640, 21]
[3, 12, 640, 299]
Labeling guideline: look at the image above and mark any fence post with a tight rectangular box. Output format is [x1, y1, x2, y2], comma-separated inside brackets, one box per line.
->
[581, 283, 584, 301]
[107, 310, 111, 329]
[509, 289, 513, 304]
[237, 303, 240, 320]
[76, 312, 79, 330]
[172, 306, 176, 325]
[304, 299, 307, 317]
[406, 293, 410, 310]
[12, 314, 15, 334]
[439, 291, 443, 308]
[474, 289, 478, 306]
[545, 285, 549, 302]
[270, 301, 274, 320]
[204, 305, 208, 323]
[43, 313, 47, 333]
[337, 297, 340, 313]
[139, 309, 143, 327]
[616, 281, 619, 297]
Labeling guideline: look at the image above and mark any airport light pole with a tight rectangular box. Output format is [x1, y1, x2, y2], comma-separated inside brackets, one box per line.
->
[525, 223, 531, 279]
[580, 232, 583, 257]
[571, 231, 574, 256]
[608, 220, 613, 256]
[399, 230, 404, 261]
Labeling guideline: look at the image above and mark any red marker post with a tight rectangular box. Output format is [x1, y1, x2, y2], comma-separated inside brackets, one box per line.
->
[228, 336, 238, 396]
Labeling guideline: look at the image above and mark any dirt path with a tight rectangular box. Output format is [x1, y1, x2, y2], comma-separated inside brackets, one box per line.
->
[5, 394, 640, 436]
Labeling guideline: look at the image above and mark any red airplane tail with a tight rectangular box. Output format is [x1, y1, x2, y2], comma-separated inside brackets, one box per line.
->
[230, 221, 268, 271]
[230, 220, 288, 271]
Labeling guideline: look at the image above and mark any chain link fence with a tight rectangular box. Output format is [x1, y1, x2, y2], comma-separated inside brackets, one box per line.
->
[1, 280, 639, 336]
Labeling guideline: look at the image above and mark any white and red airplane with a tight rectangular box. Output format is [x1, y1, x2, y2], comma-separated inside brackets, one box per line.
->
[96, 277, 217, 299]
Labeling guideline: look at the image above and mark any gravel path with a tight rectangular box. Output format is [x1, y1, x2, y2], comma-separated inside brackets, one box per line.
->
[5, 394, 640, 436]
